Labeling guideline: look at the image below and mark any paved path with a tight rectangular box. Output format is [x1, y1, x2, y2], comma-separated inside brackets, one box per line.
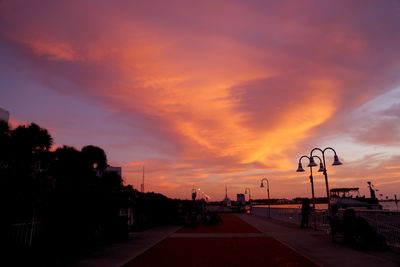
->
[70, 213, 400, 267]
[239, 214, 400, 267]
[69, 225, 180, 267]
[123, 214, 319, 266]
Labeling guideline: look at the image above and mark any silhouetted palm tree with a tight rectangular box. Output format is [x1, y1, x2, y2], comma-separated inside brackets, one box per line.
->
[9, 123, 53, 177]
[81, 145, 108, 173]
[11, 123, 53, 153]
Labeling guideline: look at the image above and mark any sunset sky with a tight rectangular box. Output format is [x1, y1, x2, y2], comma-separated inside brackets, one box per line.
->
[1, 0, 400, 200]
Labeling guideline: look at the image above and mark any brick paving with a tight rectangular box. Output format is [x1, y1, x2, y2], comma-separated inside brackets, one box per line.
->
[71, 212, 399, 267]
[123, 214, 319, 267]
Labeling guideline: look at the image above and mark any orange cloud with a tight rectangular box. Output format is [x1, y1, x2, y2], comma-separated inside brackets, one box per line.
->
[1, 0, 400, 200]
[27, 40, 77, 61]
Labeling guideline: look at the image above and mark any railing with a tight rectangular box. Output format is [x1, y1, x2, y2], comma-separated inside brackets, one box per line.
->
[9, 219, 40, 247]
[252, 206, 400, 248]
[252, 207, 329, 230]
[356, 210, 400, 248]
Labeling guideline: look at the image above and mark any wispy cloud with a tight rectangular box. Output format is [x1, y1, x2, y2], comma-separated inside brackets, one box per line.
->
[1, 0, 400, 199]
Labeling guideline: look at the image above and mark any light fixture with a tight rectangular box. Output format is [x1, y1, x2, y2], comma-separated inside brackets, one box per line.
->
[332, 155, 342, 166]
[318, 162, 324, 172]
[296, 162, 305, 172]
[308, 157, 318, 167]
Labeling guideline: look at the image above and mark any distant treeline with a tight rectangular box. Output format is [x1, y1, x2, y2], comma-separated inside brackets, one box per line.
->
[0, 120, 187, 265]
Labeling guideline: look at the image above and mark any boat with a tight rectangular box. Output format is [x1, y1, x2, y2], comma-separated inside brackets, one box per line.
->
[330, 182, 382, 210]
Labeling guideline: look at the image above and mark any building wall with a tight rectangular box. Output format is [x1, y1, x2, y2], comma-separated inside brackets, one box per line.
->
[105, 166, 122, 177]
[0, 107, 9, 122]
[237, 194, 245, 205]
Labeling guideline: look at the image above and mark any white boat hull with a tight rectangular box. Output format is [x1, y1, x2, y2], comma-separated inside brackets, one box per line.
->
[330, 197, 382, 210]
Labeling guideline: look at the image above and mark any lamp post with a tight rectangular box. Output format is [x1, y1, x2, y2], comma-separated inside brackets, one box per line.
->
[297, 155, 324, 230]
[202, 192, 210, 202]
[260, 178, 270, 218]
[191, 188, 197, 201]
[245, 187, 251, 204]
[309, 147, 342, 214]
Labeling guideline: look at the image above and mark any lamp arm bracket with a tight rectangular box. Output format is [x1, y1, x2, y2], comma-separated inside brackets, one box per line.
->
[310, 147, 323, 157]
[311, 155, 322, 163]
[298, 155, 310, 163]
[323, 147, 337, 156]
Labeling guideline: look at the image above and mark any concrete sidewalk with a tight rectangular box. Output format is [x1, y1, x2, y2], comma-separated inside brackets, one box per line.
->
[68, 225, 180, 267]
[239, 214, 400, 267]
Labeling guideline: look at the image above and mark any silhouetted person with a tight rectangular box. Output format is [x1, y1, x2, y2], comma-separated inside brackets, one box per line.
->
[343, 208, 356, 245]
[237, 202, 242, 213]
[329, 205, 341, 241]
[301, 198, 311, 228]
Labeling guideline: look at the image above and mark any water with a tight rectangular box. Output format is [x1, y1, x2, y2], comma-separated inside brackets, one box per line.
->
[381, 201, 399, 211]
[255, 203, 328, 210]
[256, 201, 399, 211]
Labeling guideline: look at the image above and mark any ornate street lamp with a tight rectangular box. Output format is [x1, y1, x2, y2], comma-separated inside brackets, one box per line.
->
[310, 147, 342, 213]
[260, 178, 270, 218]
[297, 155, 323, 230]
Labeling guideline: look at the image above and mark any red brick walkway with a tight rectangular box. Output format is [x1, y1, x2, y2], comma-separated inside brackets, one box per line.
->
[124, 214, 319, 267]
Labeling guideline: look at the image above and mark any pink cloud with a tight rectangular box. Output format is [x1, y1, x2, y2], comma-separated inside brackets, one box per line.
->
[1, 0, 400, 199]
[354, 120, 400, 145]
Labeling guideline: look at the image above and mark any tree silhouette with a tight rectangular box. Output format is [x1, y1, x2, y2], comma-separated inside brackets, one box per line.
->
[2, 120, 183, 266]
[102, 170, 123, 191]
[10, 123, 53, 174]
[0, 119, 9, 136]
[11, 123, 52, 152]
[0, 120, 10, 168]
[81, 145, 108, 173]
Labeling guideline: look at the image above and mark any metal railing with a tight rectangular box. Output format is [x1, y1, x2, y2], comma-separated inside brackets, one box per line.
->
[252, 207, 329, 230]
[356, 210, 400, 248]
[10, 219, 40, 247]
[252, 206, 400, 248]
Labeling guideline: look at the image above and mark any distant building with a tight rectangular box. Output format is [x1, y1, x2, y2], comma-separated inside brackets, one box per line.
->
[0, 107, 9, 122]
[105, 166, 122, 177]
[222, 197, 231, 207]
[237, 194, 246, 206]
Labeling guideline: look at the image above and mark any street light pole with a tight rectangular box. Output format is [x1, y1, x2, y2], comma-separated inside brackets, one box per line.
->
[260, 178, 270, 218]
[310, 147, 342, 214]
[191, 188, 197, 201]
[297, 155, 324, 230]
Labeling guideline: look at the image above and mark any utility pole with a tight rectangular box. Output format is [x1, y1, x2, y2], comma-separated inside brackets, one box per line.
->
[141, 165, 145, 193]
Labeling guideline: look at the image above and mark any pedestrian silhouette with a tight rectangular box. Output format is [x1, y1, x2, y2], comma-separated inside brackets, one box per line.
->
[301, 198, 311, 228]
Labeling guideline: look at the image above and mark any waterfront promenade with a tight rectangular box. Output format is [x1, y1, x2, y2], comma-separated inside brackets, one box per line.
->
[71, 210, 400, 267]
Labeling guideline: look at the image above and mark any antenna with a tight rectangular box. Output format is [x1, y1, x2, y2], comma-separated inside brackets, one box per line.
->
[141, 165, 145, 193]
